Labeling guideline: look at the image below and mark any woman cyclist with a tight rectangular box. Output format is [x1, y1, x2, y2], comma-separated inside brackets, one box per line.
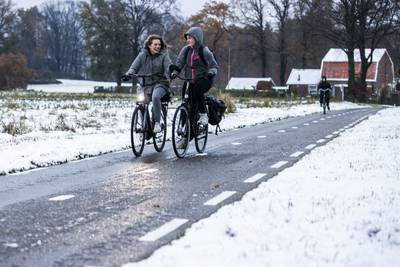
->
[169, 26, 218, 147]
[122, 34, 171, 133]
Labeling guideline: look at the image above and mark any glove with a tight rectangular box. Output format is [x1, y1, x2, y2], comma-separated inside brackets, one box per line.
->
[121, 74, 132, 82]
[168, 64, 180, 79]
[207, 73, 215, 83]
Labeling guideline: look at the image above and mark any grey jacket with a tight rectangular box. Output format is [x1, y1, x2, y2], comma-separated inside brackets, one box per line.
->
[175, 27, 218, 81]
[126, 48, 171, 91]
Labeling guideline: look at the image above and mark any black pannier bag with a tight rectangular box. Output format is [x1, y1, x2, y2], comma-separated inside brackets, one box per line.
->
[205, 95, 227, 134]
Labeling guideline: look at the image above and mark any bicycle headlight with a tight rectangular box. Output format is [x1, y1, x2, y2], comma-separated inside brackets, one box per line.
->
[136, 84, 145, 102]
[137, 93, 145, 102]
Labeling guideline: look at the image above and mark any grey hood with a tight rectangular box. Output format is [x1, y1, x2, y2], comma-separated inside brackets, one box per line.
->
[184, 27, 204, 46]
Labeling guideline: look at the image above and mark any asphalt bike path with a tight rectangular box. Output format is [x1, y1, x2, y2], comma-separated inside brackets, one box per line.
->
[0, 107, 381, 266]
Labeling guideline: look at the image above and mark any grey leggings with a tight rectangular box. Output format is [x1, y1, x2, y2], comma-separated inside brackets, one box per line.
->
[152, 86, 167, 123]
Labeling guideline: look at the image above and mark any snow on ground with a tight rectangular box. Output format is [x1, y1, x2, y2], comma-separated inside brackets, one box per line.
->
[27, 79, 129, 93]
[0, 98, 366, 175]
[123, 107, 400, 267]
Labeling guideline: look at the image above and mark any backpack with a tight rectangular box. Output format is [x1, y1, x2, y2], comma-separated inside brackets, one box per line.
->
[205, 95, 227, 135]
[184, 45, 217, 67]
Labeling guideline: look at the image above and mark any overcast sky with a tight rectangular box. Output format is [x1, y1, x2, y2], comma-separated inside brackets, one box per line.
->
[13, 0, 223, 18]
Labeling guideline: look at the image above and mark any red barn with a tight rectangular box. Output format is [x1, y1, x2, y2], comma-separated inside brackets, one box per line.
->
[321, 48, 394, 99]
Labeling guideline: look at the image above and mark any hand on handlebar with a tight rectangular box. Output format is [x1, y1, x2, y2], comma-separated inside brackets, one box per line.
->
[121, 74, 132, 82]
[170, 72, 178, 80]
[168, 64, 180, 80]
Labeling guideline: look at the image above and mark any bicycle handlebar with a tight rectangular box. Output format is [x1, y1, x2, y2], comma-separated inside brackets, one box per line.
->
[174, 75, 194, 81]
[133, 73, 163, 78]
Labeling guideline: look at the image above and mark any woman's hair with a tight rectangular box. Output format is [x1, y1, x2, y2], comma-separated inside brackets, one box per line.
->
[144, 34, 168, 52]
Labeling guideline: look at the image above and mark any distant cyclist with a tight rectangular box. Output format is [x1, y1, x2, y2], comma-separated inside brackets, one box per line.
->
[318, 75, 332, 111]
[122, 34, 171, 133]
[169, 26, 218, 126]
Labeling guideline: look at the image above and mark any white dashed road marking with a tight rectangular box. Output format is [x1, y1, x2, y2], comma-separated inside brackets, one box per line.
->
[204, 191, 236, 206]
[305, 144, 316, 150]
[3, 243, 18, 248]
[290, 151, 304, 158]
[313, 120, 319, 123]
[316, 139, 326, 143]
[139, 218, 189, 242]
[257, 135, 266, 138]
[291, 126, 298, 129]
[232, 142, 242, 145]
[49, 195, 75, 201]
[271, 161, 288, 169]
[244, 173, 267, 183]
[325, 135, 333, 139]
[137, 168, 158, 174]
[278, 130, 286, 133]
[303, 123, 310, 126]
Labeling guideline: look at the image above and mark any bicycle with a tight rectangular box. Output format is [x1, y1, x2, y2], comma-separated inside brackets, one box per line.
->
[171, 76, 208, 158]
[129, 73, 170, 157]
[319, 88, 331, 114]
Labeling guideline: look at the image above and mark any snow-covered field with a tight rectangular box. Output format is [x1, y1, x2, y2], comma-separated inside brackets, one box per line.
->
[123, 107, 400, 267]
[27, 79, 125, 93]
[0, 93, 364, 175]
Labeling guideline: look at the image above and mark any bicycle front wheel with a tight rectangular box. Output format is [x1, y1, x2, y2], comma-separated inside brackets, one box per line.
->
[131, 107, 145, 156]
[195, 123, 208, 153]
[172, 105, 190, 158]
[153, 105, 167, 152]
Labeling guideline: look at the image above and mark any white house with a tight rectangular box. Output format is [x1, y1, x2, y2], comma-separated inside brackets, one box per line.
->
[226, 77, 275, 91]
[286, 69, 321, 96]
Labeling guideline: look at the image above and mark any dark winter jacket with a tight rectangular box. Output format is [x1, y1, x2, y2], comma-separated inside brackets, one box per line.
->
[126, 48, 171, 91]
[318, 80, 332, 91]
[175, 27, 218, 81]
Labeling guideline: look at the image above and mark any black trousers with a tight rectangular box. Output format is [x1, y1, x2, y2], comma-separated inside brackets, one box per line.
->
[319, 92, 330, 106]
[189, 78, 211, 120]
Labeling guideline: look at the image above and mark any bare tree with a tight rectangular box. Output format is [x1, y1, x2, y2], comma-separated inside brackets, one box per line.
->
[268, 0, 291, 85]
[80, 0, 131, 82]
[306, 0, 359, 100]
[231, 0, 272, 77]
[0, 0, 15, 53]
[42, 0, 85, 77]
[121, 0, 177, 63]
[355, 0, 400, 100]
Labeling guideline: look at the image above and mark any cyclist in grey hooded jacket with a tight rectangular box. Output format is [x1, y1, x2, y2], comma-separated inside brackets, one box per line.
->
[123, 34, 171, 133]
[171, 26, 218, 126]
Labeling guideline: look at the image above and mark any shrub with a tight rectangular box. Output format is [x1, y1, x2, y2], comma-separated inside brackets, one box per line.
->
[0, 53, 32, 90]
[217, 92, 236, 113]
[1, 120, 31, 136]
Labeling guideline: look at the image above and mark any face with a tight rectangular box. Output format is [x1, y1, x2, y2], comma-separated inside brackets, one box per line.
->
[186, 35, 196, 47]
[149, 39, 162, 55]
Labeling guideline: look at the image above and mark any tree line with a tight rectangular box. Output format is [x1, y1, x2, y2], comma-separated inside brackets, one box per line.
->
[0, 0, 399, 101]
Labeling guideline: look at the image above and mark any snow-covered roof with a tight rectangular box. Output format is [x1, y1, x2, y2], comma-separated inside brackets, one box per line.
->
[322, 48, 388, 63]
[226, 77, 275, 90]
[286, 69, 321, 85]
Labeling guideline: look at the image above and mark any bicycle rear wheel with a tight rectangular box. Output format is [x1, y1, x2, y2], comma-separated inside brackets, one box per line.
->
[131, 107, 145, 156]
[195, 123, 208, 153]
[172, 105, 190, 158]
[153, 105, 167, 152]
[323, 101, 326, 114]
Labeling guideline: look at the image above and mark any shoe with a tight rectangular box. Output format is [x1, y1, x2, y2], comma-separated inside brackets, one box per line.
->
[153, 122, 162, 133]
[198, 113, 208, 125]
[327, 106, 331, 111]
[176, 138, 187, 149]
